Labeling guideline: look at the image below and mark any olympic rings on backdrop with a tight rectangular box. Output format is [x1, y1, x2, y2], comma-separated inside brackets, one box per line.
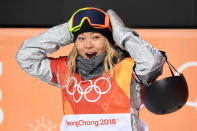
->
[66, 77, 111, 103]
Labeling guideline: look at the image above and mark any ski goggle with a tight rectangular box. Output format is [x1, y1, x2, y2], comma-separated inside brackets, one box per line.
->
[69, 7, 112, 32]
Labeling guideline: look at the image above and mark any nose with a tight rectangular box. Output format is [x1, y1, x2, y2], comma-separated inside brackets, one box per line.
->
[85, 38, 94, 49]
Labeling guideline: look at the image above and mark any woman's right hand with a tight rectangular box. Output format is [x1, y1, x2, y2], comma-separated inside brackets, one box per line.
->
[16, 20, 74, 86]
[56, 20, 74, 46]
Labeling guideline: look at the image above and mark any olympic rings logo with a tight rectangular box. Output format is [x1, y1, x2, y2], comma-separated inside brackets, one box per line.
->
[66, 77, 111, 103]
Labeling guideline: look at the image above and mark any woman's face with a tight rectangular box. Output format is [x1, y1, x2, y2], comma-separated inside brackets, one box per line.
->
[75, 32, 108, 59]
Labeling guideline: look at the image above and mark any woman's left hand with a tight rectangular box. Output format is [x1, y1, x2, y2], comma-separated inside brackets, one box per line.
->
[107, 9, 165, 84]
[107, 9, 138, 49]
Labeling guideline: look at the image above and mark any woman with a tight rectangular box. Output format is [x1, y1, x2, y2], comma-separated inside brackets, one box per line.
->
[16, 7, 165, 131]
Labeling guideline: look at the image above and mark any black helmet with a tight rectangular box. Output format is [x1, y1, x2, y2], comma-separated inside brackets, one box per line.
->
[141, 51, 189, 115]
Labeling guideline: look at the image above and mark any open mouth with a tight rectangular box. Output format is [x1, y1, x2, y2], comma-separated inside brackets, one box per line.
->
[85, 52, 97, 59]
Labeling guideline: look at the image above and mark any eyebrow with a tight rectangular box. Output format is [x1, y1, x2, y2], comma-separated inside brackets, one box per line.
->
[91, 32, 101, 35]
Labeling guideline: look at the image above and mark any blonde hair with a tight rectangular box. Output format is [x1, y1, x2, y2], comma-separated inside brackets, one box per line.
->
[63, 39, 121, 88]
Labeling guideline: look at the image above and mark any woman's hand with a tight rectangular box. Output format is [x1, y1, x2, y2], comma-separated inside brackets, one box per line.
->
[16, 20, 74, 86]
[107, 9, 165, 85]
[107, 9, 138, 49]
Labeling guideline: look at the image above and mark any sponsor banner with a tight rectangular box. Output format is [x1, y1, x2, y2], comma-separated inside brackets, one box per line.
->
[0, 28, 196, 131]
